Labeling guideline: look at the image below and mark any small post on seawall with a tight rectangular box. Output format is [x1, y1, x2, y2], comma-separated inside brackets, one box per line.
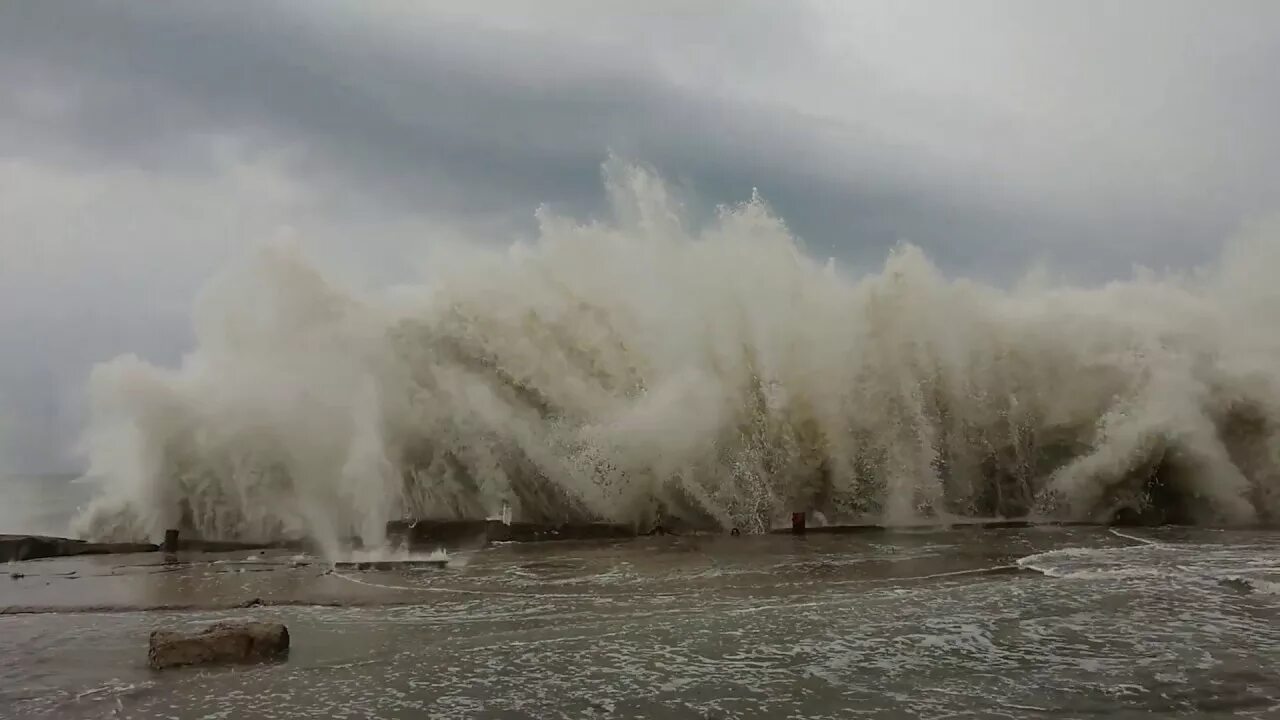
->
[791, 512, 806, 535]
[163, 529, 180, 554]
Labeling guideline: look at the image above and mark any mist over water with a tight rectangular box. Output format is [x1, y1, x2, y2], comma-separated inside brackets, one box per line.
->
[0, 474, 92, 537]
[72, 159, 1280, 553]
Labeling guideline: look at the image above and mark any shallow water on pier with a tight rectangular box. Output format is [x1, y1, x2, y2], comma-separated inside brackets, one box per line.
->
[4, 527, 1280, 719]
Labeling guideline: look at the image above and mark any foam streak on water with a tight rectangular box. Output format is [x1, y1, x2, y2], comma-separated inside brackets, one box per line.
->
[6, 529, 1280, 718]
[73, 159, 1280, 550]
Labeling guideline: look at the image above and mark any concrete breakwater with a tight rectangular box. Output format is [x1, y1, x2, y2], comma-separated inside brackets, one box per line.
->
[0, 534, 310, 563]
[0, 535, 157, 563]
[4, 516, 1133, 563]
[1, 520, 641, 563]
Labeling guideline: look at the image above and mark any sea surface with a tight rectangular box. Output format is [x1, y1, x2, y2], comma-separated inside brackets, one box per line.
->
[3, 526, 1279, 719]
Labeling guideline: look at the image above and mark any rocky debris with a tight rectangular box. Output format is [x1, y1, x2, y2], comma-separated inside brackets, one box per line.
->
[0, 535, 158, 563]
[333, 559, 449, 572]
[148, 621, 290, 670]
[1218, 577, 1254, 594]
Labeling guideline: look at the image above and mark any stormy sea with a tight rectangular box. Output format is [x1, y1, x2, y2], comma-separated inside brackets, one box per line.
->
[5, 163, 1280, 718]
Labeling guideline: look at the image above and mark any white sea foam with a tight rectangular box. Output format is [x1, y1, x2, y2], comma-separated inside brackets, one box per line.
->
[72, 159, 1280, 554]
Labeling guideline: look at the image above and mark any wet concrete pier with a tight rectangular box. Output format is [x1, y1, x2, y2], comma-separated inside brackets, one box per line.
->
[0, 535, 158, 563]
[5, 517, 1123, 565]
[384, 519, 637, 549]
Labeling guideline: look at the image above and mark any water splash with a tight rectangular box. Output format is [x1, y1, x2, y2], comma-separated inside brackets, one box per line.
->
[73, 159, 1280, 553]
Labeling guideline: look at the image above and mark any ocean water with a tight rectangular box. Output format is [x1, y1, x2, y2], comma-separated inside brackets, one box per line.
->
[3, 526, 1279, 718]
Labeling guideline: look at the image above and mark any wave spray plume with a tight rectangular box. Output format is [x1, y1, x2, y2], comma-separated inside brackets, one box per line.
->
[73, 159, 1280, 554]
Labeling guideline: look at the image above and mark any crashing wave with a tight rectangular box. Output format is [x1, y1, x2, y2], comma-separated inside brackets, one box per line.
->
[72, 159, 1280, 553]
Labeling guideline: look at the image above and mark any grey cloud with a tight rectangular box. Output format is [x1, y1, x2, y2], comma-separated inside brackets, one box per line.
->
[3, 1, 1280, 471]
[0, 1, 1094, 266]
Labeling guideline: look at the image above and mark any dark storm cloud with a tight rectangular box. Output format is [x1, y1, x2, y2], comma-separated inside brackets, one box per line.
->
[3, 0, 1280, 471]
[0, 0, 1060, 262]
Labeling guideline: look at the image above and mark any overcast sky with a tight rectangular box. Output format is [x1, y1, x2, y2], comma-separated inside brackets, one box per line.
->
[2, 0, 1279, 473]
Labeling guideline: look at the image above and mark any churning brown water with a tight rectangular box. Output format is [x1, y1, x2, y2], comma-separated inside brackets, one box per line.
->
[4, 526, 1280, 718]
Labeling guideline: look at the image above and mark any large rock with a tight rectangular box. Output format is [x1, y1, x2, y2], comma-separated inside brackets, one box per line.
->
[148, 621, 290, 670]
